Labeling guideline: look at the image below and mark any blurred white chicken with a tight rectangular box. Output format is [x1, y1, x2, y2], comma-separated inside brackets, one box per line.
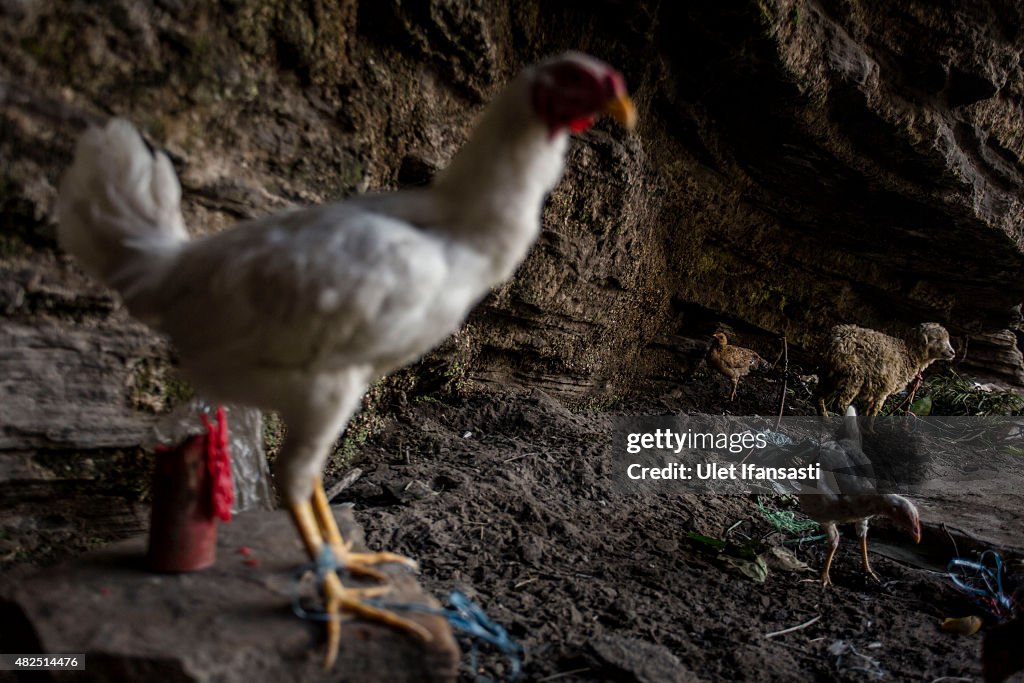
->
[58, 52, 635, 667]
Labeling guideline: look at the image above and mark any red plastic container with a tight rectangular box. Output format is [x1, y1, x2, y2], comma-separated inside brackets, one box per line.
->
[147, 434, 218, 572]
[147, 408, 233, 573]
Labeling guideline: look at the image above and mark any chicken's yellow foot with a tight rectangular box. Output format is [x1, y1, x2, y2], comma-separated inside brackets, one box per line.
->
[311, 477, 419, 579]
[821, 545, 837, 587]
[860, 536, 881, 583]
[289, 500, 431, 670]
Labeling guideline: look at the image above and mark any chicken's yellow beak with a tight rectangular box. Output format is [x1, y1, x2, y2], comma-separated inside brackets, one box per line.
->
[605, 94, 637, 130]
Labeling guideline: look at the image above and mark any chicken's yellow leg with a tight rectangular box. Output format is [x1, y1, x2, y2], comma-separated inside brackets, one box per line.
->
[311, 476, 419, 578]
[821, 525, 839, 587]
[860, 535, 881, 583]
[289, 499, 431, 670]
[821, 544, 837, 587]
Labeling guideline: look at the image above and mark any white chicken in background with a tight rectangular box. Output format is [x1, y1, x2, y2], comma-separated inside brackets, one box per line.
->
[57, 52, 636, 667]
[798, 406, 921, 586]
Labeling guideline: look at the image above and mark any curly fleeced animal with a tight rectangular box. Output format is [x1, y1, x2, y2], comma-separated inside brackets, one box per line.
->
[815, 323, 955, 416]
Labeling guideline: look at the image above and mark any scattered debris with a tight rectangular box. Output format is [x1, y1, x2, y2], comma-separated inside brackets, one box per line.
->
[827, 639, 886, 678]
[383, 479, 438, 504]
[537, 668, 592, 682]
[757, 498, 819, 536]
[325, 467, 364, 502]
[920, 369, 1024, 416]
[723, 554, 769, 583]
[764, 614, 821, 639]
[948, 551, 1016, 621]
[764, 546, 812, 573]
[940, 616, 982, 635]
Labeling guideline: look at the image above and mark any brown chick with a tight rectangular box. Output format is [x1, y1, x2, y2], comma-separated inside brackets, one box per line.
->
[707, 332, 769, 401]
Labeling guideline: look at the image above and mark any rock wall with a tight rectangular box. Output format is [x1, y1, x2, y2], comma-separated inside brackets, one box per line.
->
[3, 1, 1024, 559]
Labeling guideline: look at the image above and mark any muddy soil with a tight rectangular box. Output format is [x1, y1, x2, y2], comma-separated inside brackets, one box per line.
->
[343, 372, 1022, 682]
[2, 365, 1019, 682]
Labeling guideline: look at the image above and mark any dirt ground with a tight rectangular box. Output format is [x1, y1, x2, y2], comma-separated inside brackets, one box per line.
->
[3, 366, 1020, 681]
[340, 371, 1023, 682]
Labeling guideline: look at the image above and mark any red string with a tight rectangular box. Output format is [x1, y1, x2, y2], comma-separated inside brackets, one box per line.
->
[201, 406, 234, 521]
[892, 371, 925, 415]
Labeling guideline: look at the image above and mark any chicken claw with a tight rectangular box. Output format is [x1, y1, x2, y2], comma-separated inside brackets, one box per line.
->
[317, 562, 432, 669]
[291, 495, 431, 669]
[820, 561, 835, 587]
[311, 478, 419, 581]
[860, 536, 882, 583]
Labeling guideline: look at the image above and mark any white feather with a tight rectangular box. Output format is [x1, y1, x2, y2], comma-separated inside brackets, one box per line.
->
[57, 119, 188, 302]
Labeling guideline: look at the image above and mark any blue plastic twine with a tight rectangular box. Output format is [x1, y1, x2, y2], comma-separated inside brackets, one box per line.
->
[290, 545, 342, 622]
[947, 550, 1015, 621]
[290, 548, 523, 681]
[369, 591, 524, 682]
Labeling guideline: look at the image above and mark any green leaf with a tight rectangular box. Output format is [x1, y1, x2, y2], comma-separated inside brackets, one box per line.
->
[685, 532, 727, 550]
[910, 395, 932, 416]
[723, 554, 769, 582]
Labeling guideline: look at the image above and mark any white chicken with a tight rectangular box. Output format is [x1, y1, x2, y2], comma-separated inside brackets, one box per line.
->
[57, 52, 635, 667]
[799, 406, 921, 586]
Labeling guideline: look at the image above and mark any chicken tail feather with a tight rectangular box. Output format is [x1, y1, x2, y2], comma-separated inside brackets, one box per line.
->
[58, 118, 188, 303]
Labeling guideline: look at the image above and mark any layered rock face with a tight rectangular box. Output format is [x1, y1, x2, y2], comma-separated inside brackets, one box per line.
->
[637, 1, 1024, 386]
[2, 1, 1023, 555]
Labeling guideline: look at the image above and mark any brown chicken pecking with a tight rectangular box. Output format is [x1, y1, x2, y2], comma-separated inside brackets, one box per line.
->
[707, 332, 769, 401]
